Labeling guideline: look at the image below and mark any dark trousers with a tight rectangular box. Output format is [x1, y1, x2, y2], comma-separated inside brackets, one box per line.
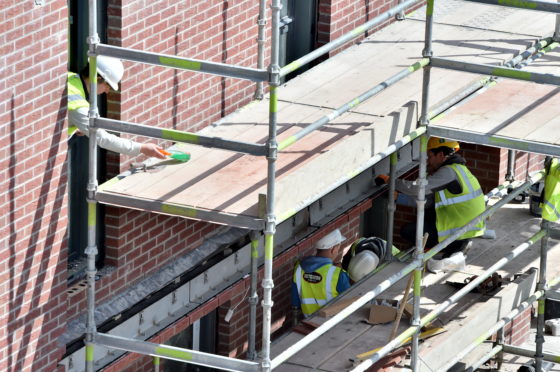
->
[400, 208, 469, 258]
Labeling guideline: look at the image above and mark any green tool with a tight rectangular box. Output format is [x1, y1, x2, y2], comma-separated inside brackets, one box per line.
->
[159, 149, 191, 162]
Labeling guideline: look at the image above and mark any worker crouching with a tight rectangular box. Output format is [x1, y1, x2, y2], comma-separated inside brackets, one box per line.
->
[292, 229, 351, 319]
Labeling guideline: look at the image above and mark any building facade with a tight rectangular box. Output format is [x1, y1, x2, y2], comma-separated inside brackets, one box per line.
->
[0, 1, 542, 371]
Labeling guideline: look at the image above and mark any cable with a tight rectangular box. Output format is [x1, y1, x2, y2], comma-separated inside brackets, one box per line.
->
[224, 286, 251, 323]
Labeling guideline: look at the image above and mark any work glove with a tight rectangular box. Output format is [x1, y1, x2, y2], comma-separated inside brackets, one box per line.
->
[375, 174, 390, 186]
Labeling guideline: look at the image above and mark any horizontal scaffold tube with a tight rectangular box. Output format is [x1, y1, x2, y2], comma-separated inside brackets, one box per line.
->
[95, 333, 260, 372]
[94, 190, 265, 230]
[440, 274, 560, 371]
[503, 343, 560, 363]
[465, 345, 503, 372]
[463, 0, 560, 13]
[95, 118, 266, 156]
[351, 230, 548, 372]
[280, 0, 422, 76]
[96, 44, 268, 82]
[430, 57, 560, 86]
[278, 58, 429, 151]
[428, 37, 554, 121]
[430, 125, 560, 158]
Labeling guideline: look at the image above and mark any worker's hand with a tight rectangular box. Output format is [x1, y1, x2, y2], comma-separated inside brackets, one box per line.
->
[375, 174, 390, 186]
[140, 143, 167, 159]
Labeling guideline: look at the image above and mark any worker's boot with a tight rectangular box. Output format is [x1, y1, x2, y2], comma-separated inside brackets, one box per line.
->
[427, 252, 466, 274]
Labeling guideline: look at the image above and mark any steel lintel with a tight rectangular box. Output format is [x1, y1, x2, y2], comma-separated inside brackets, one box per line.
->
[95, 118, 266, 156]
[463, 0, 560, 13]
[95, 333, 260, 372]
[96, 44, 268, 82]
[430, 57, 560, 86]
[95, 191, 264, 230]
[429, 126, 560, 157]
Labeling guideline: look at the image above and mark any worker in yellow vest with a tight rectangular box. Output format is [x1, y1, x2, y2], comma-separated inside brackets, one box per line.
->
[292, 229, 351, 318]
[67, 55, 165, 158]
[541, 157, 560, 222]
[377, 137, 485, 260]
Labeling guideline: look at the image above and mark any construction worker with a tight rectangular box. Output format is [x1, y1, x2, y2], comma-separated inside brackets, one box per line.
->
[377, 137, 485, 259]
[541, 157, 560, 222]
[67, 55, 165, 158]
[292, 229, 351, 318]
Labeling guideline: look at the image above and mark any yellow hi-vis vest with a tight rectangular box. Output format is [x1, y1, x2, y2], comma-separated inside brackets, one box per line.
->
[435, 163, 486, 242]
[293, 262, 342, 317]
[67, 72, 89, 137]
[541, 158, 560, 222]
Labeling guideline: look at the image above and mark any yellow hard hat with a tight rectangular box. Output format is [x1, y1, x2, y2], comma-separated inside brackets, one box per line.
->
[427, 137, 460, 152]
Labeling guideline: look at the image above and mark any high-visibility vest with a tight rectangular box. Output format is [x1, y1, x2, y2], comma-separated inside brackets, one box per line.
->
[541, 158, 560, 222]
[67, 72, 89, 136]
[434, 163, 486, 242]
[293, 262, 343, 317]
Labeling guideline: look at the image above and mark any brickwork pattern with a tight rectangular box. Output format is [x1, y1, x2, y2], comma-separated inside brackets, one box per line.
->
[0, 1, 69, 371]
[106, 0, 268, 172]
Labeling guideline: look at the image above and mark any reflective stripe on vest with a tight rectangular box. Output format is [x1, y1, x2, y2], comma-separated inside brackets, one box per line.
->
[294, 263, 341, 317]
[542, 158, 560, 222]
[435, 164, 486, 242]
[67, 72, 89, 136]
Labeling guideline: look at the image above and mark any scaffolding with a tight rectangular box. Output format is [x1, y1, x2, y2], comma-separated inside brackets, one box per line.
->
[80, 0, 560, 371]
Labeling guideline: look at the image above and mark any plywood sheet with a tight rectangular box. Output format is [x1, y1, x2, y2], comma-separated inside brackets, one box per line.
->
[433, 79, 560, 147]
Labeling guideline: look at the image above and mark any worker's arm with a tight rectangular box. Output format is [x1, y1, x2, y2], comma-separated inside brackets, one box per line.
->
[395, 166, 458, 197]
[337, 271, 351, 292]
[69, 107, 166, 158]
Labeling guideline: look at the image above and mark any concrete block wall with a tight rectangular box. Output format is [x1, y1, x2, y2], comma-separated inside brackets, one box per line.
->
[1, 1, 69, 371]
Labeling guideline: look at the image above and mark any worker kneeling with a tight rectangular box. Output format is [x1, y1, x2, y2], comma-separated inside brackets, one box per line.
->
[292, 229, 351, 318]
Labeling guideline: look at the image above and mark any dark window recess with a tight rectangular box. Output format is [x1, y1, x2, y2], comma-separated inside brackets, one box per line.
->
[279, 0, 318, 82]
[67, 0, 108, 281]
[163, 311, 217, 372]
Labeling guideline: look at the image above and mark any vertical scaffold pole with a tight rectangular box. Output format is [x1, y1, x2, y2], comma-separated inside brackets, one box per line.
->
[255, 0, 267, 99]
[555, 0, 560, 41]
[153, 356, 160, 372]
[411, 0, 434, 368]
[386, 152, 398, 261]
[410, 135, 427, 371]
[535, 219, 550, 372]
[396, 0, 406, 20]
[86, 1, 101, 371]
[420, 0, 434, 126]
[261, 1, 281, 371]
[248, 231, 260, 361]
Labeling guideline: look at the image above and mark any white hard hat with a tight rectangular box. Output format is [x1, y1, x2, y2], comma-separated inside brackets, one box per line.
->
[348, 250, 379, 282]
[96, 55, 124, 91]
[316, 229, 346, 250]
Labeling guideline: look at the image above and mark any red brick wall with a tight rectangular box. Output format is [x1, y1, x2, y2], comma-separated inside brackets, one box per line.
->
[108, 0, 266, 171]
[66, 0, 264, 326]
[99, 197, 368, 370]
[0, 1, 69, 371]
[502, 306, 532, 346]
[318, 0, 425, 55]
